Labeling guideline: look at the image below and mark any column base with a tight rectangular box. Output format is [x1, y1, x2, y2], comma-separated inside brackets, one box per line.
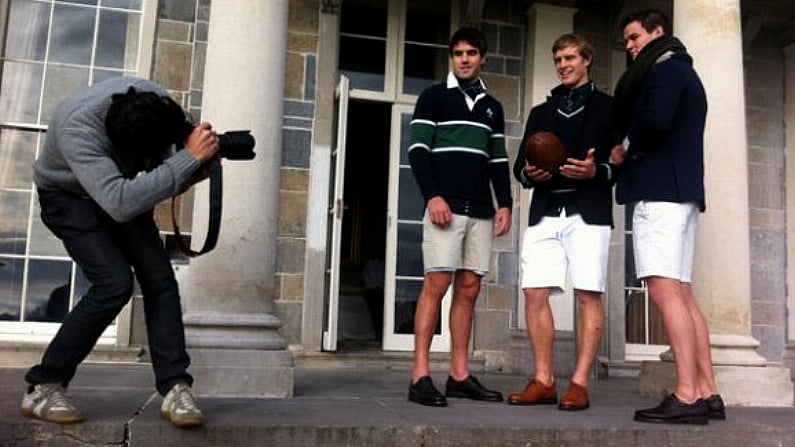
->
[189, 348, 293, 398]
[183, 311, 294, 398]
[638, 360, 793, 407]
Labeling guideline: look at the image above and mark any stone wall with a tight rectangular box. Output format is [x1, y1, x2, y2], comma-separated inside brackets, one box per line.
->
[745, 30, 788, 362]
[276, 0, 320, 345]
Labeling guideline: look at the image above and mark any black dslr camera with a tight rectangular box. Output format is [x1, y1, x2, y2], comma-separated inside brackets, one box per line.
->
[217, 130, 256, 160]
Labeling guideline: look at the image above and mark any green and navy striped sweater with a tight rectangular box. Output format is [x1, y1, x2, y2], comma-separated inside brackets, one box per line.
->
[408, 73, 512, 219]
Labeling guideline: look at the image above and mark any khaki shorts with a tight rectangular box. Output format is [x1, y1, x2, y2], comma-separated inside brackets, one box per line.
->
[422, 211, 493, 275]
[632, 201, 699, 282]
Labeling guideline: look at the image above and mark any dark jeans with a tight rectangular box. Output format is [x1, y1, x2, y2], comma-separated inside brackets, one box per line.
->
[25, 189, 192, 395]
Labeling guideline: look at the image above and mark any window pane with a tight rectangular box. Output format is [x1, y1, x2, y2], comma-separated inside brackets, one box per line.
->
[0, 61, 44, 123]
[341, 0, 387, 37]
[339, 36, 386, 91]
[0, 190, 32, 256]
[6, 0, 51, 61]
[41, 65, 90, 124]
[55, 0, 98, 6]
[92, 68, 125, 83]
[396, 222, 422, 276]
[101, 0, 142, 9]
[393, 279, 422, 334]
[405, 0, 450, 44]
[28, 192, 69, 258]
[96, 10, 139, 69]
[25, 259, 72, 322]
[397, 168, 423, 220]
[403, 44, 448, 95]
[49, 5, 96, 65]
[0, 129, 38, 189]
[0, 257, 24, 321]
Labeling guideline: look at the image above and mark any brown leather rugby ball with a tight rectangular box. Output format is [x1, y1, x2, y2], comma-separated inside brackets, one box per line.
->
[524, 131, 566, 174]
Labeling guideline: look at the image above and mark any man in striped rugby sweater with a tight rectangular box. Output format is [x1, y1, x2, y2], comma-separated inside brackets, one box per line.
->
[407, 27, 512, 407]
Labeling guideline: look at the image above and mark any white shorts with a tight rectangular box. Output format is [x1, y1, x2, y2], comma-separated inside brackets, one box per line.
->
[422, 211, 493, 275]
[520, 211, 611, 293]
[632, 201, 699, 282]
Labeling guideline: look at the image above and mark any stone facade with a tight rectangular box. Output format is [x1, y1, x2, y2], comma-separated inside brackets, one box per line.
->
[121, 0, 795, 376]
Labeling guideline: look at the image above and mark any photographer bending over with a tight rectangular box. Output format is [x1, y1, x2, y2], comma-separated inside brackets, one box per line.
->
[21, 76, 219, 428]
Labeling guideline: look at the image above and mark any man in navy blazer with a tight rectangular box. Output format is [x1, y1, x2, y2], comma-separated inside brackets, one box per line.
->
[508, 33, 615, 412]
[610, 8, 724, 425]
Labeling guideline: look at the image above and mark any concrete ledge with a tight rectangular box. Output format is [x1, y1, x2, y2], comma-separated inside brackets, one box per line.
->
[4, 366, 795, 446]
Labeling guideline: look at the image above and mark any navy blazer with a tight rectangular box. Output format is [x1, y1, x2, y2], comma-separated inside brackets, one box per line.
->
[513, 85, 616, 227]
[615, 57, 707, 211]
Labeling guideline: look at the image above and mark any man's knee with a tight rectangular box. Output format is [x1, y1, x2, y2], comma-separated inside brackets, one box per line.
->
[87, 270, 135, 311]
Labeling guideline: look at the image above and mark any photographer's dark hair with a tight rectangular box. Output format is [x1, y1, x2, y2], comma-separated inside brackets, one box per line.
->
[449, 27, 488, 57]
[105, 88, 193, 162]
[620, 8, 671, 36]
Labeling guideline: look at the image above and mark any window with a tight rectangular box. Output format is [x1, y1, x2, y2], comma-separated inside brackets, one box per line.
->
[0, 0, 148, 334]
[338, 0, 453, 102]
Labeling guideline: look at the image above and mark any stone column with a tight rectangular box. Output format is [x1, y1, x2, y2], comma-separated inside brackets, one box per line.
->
[782, 44, 795, 381]
[179, 0, 293, 398]
[638, 0, 792, 406]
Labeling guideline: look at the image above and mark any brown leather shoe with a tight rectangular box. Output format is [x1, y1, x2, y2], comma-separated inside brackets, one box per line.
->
[507, 379, 557, 405]
[558, 381, 589, 411]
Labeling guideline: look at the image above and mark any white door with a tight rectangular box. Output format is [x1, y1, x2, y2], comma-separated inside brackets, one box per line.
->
[322, 76, 350, 351]
[382, 104, 451, 351]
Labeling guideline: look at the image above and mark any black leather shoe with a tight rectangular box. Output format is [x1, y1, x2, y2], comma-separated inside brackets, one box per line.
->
[704, 394, 726, 420]
[445, 375, 503, 402]
[634, 393, 709, 425]
[408, 376, 447, 407]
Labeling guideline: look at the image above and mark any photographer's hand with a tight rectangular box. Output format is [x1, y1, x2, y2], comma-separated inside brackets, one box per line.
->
[184, 122, 220, 163]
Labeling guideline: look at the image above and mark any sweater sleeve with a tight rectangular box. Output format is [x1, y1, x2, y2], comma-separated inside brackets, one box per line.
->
[488, 102, 512, 208]
[58, 126, 200, 223]
[408, 89, 441, 202]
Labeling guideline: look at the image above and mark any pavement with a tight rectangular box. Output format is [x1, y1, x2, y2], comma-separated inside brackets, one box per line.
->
[2, 362, 795, 446]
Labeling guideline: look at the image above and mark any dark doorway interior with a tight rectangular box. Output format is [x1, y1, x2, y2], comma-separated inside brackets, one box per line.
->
[337, 100, 390, 350]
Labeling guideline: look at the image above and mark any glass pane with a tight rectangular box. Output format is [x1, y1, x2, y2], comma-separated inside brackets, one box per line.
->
[339, 36, 385, 91]
[624, 290, 646, 344]
[102, 0, 142, 9]
[396, 222, 423, 276]
[55, 0, 98, 6]
[41, 65, 90, 124]
[399, 113, 411, 165]
[49, 4, 96, 65]
[0, 190, 32, 255]
[0, 61, 44, 123]
[405, 0, 450, 44]
[25, 259, 72, 322]
[28, 191, 69, 257]
[393, 279, 421, 334]
[397, 168, 423, 220]
[6, 0, 51, 61]
[403, 44, 448, 95]
[0, 257, 24, 321]
[340, 0, 387, 37]
[92, 68, 125, 84]
[0, 128, 38, 189]
[96, 10, 139, 69]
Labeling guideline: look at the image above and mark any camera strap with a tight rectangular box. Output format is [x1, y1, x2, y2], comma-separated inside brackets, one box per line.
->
[172, 158, 222, 257]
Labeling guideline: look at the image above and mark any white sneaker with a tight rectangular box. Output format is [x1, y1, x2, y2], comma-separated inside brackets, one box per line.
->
[21, 383, 84, 424]
[160, 382, 204, 427]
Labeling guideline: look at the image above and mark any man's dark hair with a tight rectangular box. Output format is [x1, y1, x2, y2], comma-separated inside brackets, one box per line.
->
[105, 87, 193, 159]
[619, 8, 671, 36]
[449, 27, 488, 57]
